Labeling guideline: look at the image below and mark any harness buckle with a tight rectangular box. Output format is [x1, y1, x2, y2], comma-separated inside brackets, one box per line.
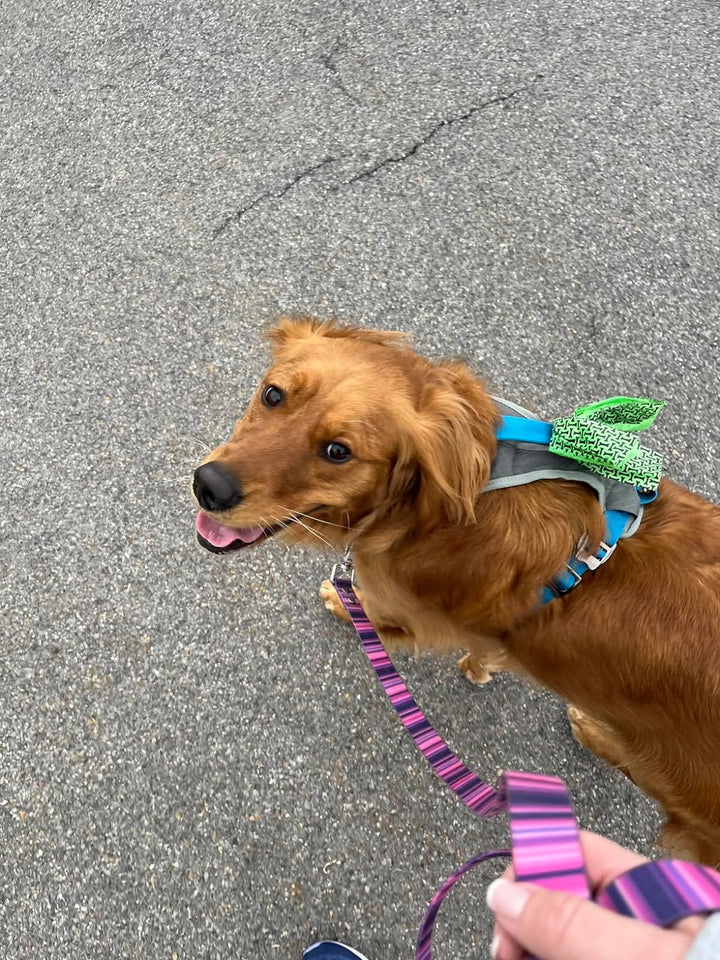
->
[576, 539, 616, 571]
[563, 563, 583, 586]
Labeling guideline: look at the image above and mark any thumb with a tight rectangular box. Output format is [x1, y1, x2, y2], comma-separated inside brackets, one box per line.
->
[486, 878, 693, 960]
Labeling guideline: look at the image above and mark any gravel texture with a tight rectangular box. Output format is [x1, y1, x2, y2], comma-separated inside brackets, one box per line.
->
[1, 0, 719, 957]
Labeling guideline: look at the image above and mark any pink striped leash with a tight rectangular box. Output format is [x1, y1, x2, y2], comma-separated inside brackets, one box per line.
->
[331, 575, 720, 959]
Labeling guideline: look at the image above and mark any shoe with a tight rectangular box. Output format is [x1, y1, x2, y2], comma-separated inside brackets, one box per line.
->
[303, 942, 371, 960]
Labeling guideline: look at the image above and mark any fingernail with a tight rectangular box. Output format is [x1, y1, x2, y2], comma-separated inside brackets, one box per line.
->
[490, 933, 500, 958]
[486, 878, 530, 919]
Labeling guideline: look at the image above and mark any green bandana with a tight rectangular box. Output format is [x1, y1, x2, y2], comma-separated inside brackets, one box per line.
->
[548, 397, 665, 491]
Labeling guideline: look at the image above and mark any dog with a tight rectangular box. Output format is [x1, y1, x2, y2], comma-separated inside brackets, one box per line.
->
[192, 317, 720, 866]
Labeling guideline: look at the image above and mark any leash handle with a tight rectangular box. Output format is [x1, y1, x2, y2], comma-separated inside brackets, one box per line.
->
[501, 771, 589, 896]
[331, 577, 720, 957]
[597, 859, 720, 926]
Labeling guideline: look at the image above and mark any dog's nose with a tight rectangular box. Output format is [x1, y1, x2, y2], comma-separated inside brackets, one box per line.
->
[193, 462, 244, 512]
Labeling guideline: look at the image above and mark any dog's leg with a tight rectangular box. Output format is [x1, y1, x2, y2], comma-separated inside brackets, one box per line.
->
[457, 652, 504, 685]
[568, 706, 720, 867]
[319, 579, 364, 622]
[660, 817, 702, 862]
[567, 705, 631, 772]
[319, 580, 414, 651]
[458, 639, 516, 685]
[373, 625, 420, 655]
[660, 816, 720, 869]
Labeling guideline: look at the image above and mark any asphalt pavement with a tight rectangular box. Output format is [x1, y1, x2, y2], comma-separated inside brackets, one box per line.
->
[1, 0, 719, 957]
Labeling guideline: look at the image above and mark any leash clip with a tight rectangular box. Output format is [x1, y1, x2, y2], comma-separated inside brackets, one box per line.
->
[330, 549, 355, 585]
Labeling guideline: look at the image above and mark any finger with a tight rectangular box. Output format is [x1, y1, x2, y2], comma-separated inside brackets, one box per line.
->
[492, 913, 704, 958]
[486, 879, 693, 960]
[499, 845, 704, 939]
[492, 921, 523, 960]
[576, 833, 705, 936]
[674, 916, 707, 938]
[492, 921, 526, 960]
[500, 832, 646, 895]
[576, 831, 648, 890]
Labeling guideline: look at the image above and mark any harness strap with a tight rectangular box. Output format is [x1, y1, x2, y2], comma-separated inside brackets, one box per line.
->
[496, 416, 553, 446]
[497, 414, 638, 602]
[541, 508, 632, 604]
[331, 576, 720, 959]
[494, 415, 639, 604]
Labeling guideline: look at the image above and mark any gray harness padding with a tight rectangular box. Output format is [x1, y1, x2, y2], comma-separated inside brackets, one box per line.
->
[487, 398, 644, 538]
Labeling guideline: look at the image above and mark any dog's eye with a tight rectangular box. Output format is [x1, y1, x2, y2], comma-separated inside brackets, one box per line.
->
[323, 442, 352, 463]
[262, 385, 285, 408]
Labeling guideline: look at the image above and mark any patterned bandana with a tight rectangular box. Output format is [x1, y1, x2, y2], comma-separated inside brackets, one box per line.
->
[548, 397, 665, 491]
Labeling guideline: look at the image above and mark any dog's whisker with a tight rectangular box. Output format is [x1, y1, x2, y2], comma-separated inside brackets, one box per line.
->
[177, 435, 215, 452]
[296, 521, 334, 550]
[276, 505, 348, 529]
[275, 512, 334, 550]
[274, 507, 352, 550]
[268, 514, 305, 554]
[294, 513, 347, 529]
[268, 513, 293, 533]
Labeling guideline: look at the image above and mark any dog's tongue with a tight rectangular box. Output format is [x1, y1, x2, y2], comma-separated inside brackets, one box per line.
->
[195, 512, 264, 548]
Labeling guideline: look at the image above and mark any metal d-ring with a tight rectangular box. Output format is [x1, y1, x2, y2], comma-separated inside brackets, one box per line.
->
[330, 549, 355, 585]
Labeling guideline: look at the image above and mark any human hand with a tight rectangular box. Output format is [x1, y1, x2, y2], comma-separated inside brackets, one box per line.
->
[486, 831, 706, 959]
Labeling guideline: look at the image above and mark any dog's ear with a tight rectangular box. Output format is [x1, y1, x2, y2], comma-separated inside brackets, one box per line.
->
[268, 315, 326, 349]
[269, 315, 409, 354]
[394, 363, 498, 526]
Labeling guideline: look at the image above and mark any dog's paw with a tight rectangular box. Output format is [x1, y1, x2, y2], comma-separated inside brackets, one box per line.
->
[319, 579, 352, 622]
[567, 704, 588, 742]
[457, 652, 493, 685]
[567, 704, 606, 751]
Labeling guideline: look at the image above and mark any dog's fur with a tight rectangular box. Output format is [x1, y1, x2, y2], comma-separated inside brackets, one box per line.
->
[195, 318, 720, 866]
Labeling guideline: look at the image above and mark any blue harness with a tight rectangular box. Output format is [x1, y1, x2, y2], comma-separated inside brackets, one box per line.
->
[494, 411, 657, 606]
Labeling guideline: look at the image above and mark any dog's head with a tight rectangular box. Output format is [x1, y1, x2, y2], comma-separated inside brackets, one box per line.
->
[193, 318, 498, 554]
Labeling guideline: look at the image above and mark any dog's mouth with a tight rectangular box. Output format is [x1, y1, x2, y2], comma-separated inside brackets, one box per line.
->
[195, 512, 286, 554]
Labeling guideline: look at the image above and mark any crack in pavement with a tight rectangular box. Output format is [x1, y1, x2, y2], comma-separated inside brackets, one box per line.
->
[212, 155, 343, 238]
[212, 76, 544, 236]
[345, 77, 543, 185]
[320, 41, 362, 105]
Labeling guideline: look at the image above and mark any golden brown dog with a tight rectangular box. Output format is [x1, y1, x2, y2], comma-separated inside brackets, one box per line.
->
[193, 317, 720, 866]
